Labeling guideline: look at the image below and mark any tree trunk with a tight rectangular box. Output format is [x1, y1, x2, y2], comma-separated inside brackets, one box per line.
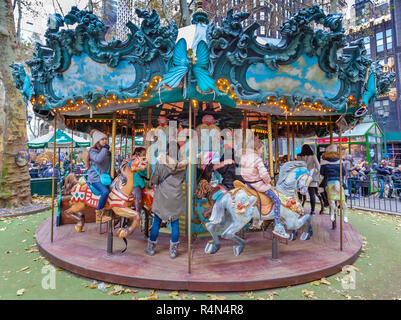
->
[16, 0, 21, 43]
[0, 0, 31, 208]
[179, 0, 191, 27]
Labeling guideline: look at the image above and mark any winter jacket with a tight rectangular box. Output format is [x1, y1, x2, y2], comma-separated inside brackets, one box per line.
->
[240, 149, 271, 192]
[151, 154, 188, 222]
[392, 169, 401, 183]
[376, 165, 392, 182]
[87, 146, 111, 184]
[359, 164, 371, 187]
[133, 169, 148, 189]
[43, 167, 60, 178]
[343, 155, 355, 179]
[320, 152, 346, 184]
[297, 154, 320, 187]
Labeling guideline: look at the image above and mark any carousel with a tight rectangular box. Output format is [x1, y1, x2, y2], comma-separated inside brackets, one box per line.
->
[12, 2, 395, 291]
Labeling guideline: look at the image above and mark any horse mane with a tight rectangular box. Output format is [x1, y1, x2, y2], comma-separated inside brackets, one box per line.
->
[276, 161, 307, 196]
[62, 173, 78, 195]
[110, 159, 130, 191]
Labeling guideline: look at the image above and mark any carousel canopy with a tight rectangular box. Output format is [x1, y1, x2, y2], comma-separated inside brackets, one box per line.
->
[28, 129, 90, 149]
[10, 5, 395, 125]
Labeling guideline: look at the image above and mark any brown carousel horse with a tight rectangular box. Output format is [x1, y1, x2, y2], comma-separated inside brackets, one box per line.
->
[65, 155, 147, 239]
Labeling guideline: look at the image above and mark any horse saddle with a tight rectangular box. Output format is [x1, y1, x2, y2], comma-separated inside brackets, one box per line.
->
[81, 176, 103, 196]
[232, 180, 276, 215]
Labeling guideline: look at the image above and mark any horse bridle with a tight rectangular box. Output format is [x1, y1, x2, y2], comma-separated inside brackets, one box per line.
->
[296, 173, 312, 189]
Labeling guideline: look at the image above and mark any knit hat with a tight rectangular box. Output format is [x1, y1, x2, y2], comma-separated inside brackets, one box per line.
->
[90, 129, 107, 146]
[325, 144, 338, 153]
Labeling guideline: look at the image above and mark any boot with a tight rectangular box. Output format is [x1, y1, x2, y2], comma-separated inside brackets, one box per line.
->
[321, 191, 329, 207]
[169, 240, 179, 259]
[317, 194, 325, 215]
[96, 209, 111, 224]
[144, 239, 157, 256]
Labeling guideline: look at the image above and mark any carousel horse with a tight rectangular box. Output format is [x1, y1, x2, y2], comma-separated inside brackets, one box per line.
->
[326, 180, 348, 228]
[196, 161, 315, 256]
[65, 155, 147, 239]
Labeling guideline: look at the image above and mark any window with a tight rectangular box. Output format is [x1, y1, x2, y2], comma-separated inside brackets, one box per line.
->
[245, 4, 247, 12]
[376, 31, 384, 52]
[260, 0, 264, 6]
[386, 29, 392, 50]
[260, 26, 265, 35]
[254, 13, 257, 21]
[260, 11, 264, 20]
[363, 36, 371, 56]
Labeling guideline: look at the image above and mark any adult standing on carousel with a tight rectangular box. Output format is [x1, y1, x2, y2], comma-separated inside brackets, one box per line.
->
[86, 129, 112, 223]
[145, 142, 188, 259]
[320, 144, 348, 223]
[297, 144, 322, 215]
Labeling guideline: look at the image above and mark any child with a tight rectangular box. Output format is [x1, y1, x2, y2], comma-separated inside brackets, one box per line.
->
[132, 147, 148, 213]
[145, 142, 188, 259]
[240, 137, 289, 239]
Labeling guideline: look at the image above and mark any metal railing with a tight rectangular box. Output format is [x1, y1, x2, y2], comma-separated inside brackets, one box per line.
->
[346, 173, 401, 215]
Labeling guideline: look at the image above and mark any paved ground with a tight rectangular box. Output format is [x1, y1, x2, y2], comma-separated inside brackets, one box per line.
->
[1, 206, 401, 300]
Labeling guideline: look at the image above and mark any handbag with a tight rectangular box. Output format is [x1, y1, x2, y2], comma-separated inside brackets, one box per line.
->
[92, 162, 111, 186]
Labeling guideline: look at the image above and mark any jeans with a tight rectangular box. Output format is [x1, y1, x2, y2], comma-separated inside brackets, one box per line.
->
[265, 189, 281, 225]
[149, 214, 180, 243]
[91, 182, 110, 210]
[133, 186, 143, 211]
[378, 178, 393, 198]
[347, 178, 360, 197]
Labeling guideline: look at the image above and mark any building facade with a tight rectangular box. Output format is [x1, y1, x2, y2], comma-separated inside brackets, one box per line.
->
[346, 0, 401, 163]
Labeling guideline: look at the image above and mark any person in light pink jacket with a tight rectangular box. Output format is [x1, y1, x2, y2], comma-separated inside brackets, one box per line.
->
[240, 138, 289, 239]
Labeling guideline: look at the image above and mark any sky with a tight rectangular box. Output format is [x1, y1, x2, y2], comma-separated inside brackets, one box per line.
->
[16, 0, 355, 42]
[16, 0, 89, 42]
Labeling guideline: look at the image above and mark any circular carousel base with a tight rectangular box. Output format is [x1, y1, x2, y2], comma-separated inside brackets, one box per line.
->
[36, 215, 362, 292]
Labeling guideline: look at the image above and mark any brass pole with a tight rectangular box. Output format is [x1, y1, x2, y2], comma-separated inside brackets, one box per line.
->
[286, 121, 290, 161]
[329, 117, 333, 144]
[70, 122, 74, 172]
[274, 123, 279, 175]
[125, 124, 128, 160]
[267, 115, 274, 178]
[339, 126, 343, 251]
[242, 111, 247, 154]
[111, 112, 117, 179]
[119, 127, 123, 166]
[51, 115, 57, 243]
[292, 125, 295, 160]
[188, 101, 193, 274]
[146, 108, 152, 185]
[131, 116, 135, 155]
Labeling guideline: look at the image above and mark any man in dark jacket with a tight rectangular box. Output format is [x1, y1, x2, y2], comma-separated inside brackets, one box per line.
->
[392, 164, 401, 200]
[376, 160, 393, 199]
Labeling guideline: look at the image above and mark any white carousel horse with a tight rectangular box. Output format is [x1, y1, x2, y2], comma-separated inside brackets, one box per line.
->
[326, 180, 348, 227]
[198, 161, 315, 256]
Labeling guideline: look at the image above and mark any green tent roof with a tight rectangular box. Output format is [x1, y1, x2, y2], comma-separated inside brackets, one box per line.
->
[28, 129, 90, 149]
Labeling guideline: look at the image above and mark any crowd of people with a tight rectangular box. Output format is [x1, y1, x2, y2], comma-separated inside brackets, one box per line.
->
[28, 155, 87, 179]
[344, 157, 401, 200]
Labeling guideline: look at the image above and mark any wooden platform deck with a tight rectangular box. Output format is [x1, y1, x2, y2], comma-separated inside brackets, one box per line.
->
[35, 214, 362, 292]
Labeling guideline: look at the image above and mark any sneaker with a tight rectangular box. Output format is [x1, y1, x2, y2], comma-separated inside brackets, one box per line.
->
[272, 224, 290, 239]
